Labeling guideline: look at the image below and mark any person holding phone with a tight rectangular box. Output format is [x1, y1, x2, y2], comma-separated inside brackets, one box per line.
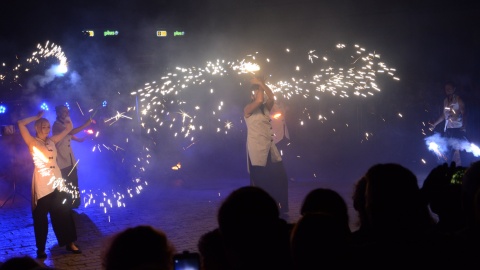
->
[244, 75, 289, 214]
[17, 110, 81, 259]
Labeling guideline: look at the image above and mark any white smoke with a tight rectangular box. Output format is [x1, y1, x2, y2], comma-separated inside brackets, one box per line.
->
[425, 133, 480, 159]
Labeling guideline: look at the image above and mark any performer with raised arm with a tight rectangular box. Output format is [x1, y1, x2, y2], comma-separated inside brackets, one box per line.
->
[18, 110, 81, 259]
[244, 75, 289, 214]
[53, 105, 93, 208]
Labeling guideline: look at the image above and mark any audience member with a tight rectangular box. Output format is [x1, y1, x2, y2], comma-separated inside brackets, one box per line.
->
[290, 212, 352, 269]
[421, 162, 466, 235]
[300, 188, 350, 227]
[353, 163, 444, 268]
[0, 256, 49, 270]
[216, 186, 292, 270]
[351, 176, 370, 244]
[197, 228, 230, 270]
[101, 225, 176, 270]
[452, 160, 480, 268]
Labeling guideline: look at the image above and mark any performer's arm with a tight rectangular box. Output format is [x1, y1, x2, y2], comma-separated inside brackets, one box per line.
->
[255, 76, 275, 111]
[458, 96, 466, 131]
[244, 88, 264, 118]
[71, 135, 86, 142]
[430, 99, 446, 130]
[70, 118, 93, 136]
[431, 115, 445, 130]
[17, 111, 43, 146]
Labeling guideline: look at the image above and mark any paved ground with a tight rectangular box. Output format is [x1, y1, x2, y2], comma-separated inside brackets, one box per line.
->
[0, 175, 360, 270]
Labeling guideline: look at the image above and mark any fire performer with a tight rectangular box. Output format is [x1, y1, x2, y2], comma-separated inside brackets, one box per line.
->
[53, 105, 93, 208]
[18, 110, 81, 259]
[244, 75, 289, 214]
[430, 81, 467, 166]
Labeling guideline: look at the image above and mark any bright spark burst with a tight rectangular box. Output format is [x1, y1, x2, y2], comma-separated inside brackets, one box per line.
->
[4, 42, 404, 217]
[0, 41, 67, 89]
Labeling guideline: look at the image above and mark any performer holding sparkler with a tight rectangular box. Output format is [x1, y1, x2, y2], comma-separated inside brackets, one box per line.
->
[18, 110, 81, 258]
[53, 105, 93, 208]
[430, 81, 467, 166]
[244, 75, 289, 214]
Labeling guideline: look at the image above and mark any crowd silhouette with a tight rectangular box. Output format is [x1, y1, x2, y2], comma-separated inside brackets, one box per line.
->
[2, 160, 480, 269]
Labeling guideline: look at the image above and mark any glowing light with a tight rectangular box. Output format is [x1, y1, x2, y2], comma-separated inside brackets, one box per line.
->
[40, 102, 49, 111]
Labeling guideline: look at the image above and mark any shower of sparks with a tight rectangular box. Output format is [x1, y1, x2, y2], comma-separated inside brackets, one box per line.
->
[3, 42, 405, 217]
[104, 111, 133, 125]
[0, 41, 67, 89]
[133, 43, 399, 146]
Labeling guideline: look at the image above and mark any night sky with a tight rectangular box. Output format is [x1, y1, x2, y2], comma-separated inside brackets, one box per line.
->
[1, 0, 480, 190]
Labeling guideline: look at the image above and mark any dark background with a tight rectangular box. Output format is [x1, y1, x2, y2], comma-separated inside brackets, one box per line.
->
[1, 0, 480, 194]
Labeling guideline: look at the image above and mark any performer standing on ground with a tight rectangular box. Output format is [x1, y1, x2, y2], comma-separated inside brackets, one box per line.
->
[52, 105, 93, 208]
[431, 81, 467, 166]
[18, 110, 81, 259]
[244, 75, 289, 214]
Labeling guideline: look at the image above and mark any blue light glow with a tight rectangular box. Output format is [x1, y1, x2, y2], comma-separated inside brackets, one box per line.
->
[41, 102, 49, 111]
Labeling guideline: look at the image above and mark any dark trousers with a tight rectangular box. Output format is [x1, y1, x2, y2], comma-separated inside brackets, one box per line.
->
[60, 166, 80, 208]
[444, 128, 468, 166]
[33, 190, 77, 252]
[249, 153, 289, 212]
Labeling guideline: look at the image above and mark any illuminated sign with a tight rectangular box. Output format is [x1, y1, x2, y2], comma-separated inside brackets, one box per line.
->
[173, 31, 185, 36]
[156, 30, 167, 37]
[82, 30, 94, 37]
[104, 30, 119, 37]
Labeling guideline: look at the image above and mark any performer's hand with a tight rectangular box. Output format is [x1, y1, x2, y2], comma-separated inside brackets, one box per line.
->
[36, 110, 45, 119]
[86, 118, 96, 125]
[250, 77, 262, 85]
[251, 75, 267, 85]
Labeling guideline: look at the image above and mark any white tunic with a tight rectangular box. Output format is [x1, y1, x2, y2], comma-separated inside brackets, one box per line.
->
[443, 95, 463, 131]
[53, 120, 75, 169]
[30, 137, 63, 210]
[245, 105, 282, 171]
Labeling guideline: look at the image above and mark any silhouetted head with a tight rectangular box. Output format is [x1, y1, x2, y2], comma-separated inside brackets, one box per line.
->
[352, 176, 369, 228]
[364, 163, 433, 231]
[102, 225, 175, 270]
[462, 160, 480, 227]
[218, 186, 279, 233]
[291, 213, 352, 269]
[0, 256, 43, 270]
[300, 188, 349, 227]
[217, 186, 291, 269]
